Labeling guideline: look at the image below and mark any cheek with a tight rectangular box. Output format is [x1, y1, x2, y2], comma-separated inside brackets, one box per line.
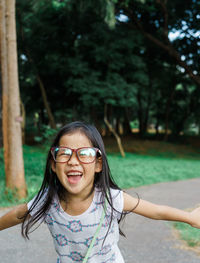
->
[84, 165, 96, 176]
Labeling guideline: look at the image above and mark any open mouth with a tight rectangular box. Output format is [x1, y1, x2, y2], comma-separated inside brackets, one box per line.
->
[67, 172, 83, 184]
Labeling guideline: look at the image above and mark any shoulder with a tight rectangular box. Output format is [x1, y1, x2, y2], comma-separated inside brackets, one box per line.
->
[110, 188, 123, 199]
[95, 187, 123, 202]
[95, 187, 123, 208]
[109, 188, 124, 216]
[123, 191, 140, 212]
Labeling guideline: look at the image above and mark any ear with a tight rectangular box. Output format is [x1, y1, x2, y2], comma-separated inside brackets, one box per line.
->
[51, 160, 56, 173]
[95, 157, 102, 173]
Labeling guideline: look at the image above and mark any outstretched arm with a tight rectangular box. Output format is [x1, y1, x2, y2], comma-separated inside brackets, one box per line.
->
[123, 192, 200, 228]
[0, 204, 28, 231]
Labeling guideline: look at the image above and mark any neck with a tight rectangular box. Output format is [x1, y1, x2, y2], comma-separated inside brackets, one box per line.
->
[65, 186, 95, 203]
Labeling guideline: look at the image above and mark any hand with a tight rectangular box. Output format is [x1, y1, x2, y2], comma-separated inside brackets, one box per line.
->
[189, 207, 200, 228]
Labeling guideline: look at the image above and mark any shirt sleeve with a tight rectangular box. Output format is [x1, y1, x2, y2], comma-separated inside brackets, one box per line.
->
[110, 188, 124, 220]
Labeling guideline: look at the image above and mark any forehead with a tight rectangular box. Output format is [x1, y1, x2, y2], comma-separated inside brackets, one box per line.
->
[59, 131, 93, 148]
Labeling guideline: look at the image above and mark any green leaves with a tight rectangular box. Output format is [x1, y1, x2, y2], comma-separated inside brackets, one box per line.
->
[16, 0, 200, 135]
[104, 0, 116, 29]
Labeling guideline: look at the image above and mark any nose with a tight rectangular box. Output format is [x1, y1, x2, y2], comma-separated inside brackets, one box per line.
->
[67, 151, 80, 165]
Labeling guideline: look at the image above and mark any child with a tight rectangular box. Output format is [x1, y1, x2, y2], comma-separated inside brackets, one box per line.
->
[0, 121, 200, 263]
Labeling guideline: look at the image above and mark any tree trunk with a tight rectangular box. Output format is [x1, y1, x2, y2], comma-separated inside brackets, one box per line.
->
[123, 107, 132, 135]
[104, 104, 125, 157]
[163, 83, 176, 141]
[144, 64, 153, 134]
[90, 106, 102, 134]
[0, 0, 27, 199]
[0, 78, 2, 147]
[20, 99, 26, 144]
[137, 90, 146, 137]
[17, 11, 56, 129]
[36, 74, 56, 129]
[0, 0, 9, 177]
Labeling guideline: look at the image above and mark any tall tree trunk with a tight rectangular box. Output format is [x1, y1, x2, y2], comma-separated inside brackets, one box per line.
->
[137, 90, 145, 137]
[90, 106, 102, 134]
[137, 80, 152, 137]
[20, 99, 26, 144]
[0, 0, 9, 183]
[17, 11, 56, 129]
[0, 0, 27, 199]
[164, 83, 176, 141]
[36, 74, 56, 129]
[123, 107, 132, 135]
[0, 78, 2, 147]
[144, 64, 153, 133]
[104, 104, 125, 157]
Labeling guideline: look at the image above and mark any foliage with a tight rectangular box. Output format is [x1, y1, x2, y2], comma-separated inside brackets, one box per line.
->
[14, 0, 200, 137]
[34, 125, 58, 147]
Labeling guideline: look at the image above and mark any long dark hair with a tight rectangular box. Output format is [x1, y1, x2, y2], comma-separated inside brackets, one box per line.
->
[22, 121, 132, 239]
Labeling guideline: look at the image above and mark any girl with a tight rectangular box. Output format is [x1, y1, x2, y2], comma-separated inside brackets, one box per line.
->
[0, 121, 200, 263]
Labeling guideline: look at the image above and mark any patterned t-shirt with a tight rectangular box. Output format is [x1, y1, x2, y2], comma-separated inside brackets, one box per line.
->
[27, 188, 125, 263]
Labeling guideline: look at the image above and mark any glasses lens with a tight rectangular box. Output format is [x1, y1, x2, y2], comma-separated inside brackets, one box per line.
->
[53, 147, 72, 162]
[77, 148, 96, 163]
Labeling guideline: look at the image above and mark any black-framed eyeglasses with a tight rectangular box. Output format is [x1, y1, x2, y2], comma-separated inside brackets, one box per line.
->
[51, 146, 102, 164]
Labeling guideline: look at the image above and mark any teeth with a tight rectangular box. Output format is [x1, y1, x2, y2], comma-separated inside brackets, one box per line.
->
[67, 172, 82, 176]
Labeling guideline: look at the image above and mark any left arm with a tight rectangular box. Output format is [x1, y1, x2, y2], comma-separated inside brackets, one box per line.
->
[123, 192, 200, 228]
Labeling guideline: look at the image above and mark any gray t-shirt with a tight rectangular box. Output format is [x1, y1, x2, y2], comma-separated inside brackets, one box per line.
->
[28, 188, 124, 263]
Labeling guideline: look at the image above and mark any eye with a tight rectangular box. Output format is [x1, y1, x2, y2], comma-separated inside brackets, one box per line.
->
[79, 148, 96, 156]
[63, 148, 71, 155]
[57, 148, 71, 156]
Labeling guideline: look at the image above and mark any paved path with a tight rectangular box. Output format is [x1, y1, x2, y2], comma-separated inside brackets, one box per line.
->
[1, 178, 200, 263]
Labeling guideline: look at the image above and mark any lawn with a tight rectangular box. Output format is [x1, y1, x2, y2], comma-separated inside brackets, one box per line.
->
[108, 152, 200, 188]
[173, 221, 200, 248]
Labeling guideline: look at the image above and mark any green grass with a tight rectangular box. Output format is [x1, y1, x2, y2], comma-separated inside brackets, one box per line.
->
[0, 145, 46, 207]
[173, 221, 200, 247]
[108, 152, 200, 188]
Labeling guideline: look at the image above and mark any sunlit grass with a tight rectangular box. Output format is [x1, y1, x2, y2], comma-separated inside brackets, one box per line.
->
[108, 153, 200, 188]
[173, 221, 200, 247]
[0, 146, 46, 207]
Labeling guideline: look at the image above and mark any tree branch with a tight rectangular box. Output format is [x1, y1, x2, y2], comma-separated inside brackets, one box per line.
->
[156, 0, 169, 41]
[124, 6, 200, 87]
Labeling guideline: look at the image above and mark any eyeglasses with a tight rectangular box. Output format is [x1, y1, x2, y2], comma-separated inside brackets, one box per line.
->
[51, 146, 102, 164]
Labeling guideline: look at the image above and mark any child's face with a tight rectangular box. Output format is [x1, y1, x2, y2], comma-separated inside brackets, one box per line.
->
[51, 131, 102, 199]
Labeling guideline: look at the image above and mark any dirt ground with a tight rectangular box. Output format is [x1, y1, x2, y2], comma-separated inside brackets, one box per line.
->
[103, 135, 200, 158]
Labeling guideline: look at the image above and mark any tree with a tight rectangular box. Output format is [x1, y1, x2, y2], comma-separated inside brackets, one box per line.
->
[0, 0, 27, 199]
[119, 0, 200, 87]
[14, 0, 200, 140]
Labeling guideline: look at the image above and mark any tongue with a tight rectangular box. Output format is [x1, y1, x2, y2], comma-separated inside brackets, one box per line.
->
[67, 175, 82, 184]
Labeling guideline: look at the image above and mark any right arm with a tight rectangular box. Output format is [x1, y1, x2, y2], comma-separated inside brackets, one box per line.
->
[0, 204, 29, 231]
